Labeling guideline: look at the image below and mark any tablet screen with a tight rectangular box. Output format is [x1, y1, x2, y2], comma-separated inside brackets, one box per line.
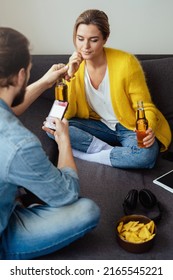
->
[153, 170, 173, 193]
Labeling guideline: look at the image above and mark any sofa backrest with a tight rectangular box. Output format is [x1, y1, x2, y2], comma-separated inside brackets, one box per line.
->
[139, 57, 173, 130]
[30, 54, 173, 130]
[29, 55, 70, 100]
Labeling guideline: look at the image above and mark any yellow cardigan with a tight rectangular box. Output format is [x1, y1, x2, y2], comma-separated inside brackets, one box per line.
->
[65, 47, 172, 151]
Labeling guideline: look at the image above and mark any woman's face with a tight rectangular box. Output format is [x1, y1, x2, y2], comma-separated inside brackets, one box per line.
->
[75, 24, 107, 60]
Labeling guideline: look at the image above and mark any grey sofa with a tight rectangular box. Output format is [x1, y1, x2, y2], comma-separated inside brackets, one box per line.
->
[19, 54, 173, 260]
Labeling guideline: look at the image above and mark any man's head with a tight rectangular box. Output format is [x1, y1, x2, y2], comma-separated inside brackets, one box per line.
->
[0, 27, 31, 106]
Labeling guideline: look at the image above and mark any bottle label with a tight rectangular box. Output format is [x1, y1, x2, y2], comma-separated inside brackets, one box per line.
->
[136, 130, 146, 148]
[136, 119, 148, 131]
[55, 83, 68, 101]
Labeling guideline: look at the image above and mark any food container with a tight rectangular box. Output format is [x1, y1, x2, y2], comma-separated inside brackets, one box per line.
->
[116, 214, 156, 253]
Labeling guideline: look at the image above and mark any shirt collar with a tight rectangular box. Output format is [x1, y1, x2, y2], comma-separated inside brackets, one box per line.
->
[0, 98, 13, 114]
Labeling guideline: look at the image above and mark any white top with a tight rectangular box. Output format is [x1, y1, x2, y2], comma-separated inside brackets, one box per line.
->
[84, 66, 119, 130]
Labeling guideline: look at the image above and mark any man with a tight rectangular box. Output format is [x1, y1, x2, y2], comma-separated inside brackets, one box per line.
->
[0, 27, 100, 260]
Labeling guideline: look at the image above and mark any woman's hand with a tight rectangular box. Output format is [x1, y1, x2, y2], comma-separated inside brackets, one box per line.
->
[143, 128, 156, 147]
[65, 51, 83, 80]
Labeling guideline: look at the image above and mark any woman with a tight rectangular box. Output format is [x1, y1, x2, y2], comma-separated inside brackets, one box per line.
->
[46, 9, 172, 169]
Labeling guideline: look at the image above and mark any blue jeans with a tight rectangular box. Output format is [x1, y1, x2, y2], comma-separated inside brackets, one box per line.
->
[69, 118, 159, 169]
[1, 198, 100, 260]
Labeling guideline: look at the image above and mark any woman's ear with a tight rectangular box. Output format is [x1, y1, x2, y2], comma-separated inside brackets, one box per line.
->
[103, 36, 109, 45]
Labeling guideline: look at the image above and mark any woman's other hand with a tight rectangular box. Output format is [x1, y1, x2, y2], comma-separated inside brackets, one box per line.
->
[65, 51, 83, 80]
[143, 127, 156, 147]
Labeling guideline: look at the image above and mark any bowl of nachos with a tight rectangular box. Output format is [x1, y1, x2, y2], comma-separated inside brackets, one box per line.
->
[116, 214, 156, 253]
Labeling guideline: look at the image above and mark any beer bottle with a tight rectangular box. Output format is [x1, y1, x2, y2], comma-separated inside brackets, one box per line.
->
[55, 78, 68, 102]
[136, 100, 148, 148]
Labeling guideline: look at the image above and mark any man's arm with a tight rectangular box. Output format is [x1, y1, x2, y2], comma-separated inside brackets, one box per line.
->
[13, 64, 68, 115]
[54, 118, 77, 172]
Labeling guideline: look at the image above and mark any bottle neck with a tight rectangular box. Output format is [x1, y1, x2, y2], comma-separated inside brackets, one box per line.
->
[56, 77, 66, 85]
[137, 101, 146, 119]
[137, 108, 146, 119]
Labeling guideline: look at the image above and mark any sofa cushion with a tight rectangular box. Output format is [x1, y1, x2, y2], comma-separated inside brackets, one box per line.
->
[140, 58, 173, 130]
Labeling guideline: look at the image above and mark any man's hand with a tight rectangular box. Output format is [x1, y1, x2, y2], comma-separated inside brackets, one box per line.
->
[42, 118, 69, 143]
[54, 118, 70, 145]
[40, 64, 68, 88]
[42, 118, 77, 172]
[12, 64, 69, 116]
[43, 117, 70, 145]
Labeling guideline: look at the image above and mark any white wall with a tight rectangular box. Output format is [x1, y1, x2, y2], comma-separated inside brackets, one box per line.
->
[0, 0, 173, 54]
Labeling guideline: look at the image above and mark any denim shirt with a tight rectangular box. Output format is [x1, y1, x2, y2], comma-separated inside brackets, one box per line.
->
[0, 99, 79, 236]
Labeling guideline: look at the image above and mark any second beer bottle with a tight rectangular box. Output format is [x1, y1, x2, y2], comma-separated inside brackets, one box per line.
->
[136, 100, 148, 148]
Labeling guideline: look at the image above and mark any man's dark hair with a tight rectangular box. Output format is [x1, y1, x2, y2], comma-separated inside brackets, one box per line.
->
[0, 27, 30, 87]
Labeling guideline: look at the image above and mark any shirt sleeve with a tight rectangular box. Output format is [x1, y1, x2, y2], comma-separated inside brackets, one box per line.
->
[127, 54, 159, 131]
[8, 136, 80, 207]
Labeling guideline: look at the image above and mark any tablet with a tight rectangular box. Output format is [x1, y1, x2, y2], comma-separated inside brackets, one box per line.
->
[153, 170, 173, 193]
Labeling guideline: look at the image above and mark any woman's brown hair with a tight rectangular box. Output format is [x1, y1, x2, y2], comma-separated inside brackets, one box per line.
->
[73, 9, 110, 45]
